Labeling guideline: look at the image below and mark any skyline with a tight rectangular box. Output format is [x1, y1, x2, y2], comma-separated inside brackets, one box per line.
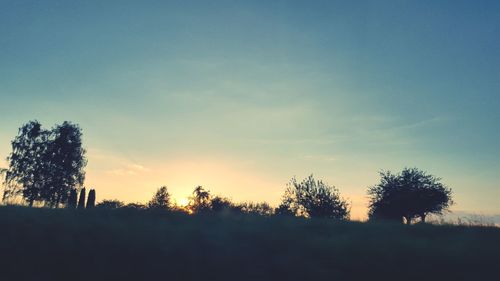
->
[1, 1, 499, 219]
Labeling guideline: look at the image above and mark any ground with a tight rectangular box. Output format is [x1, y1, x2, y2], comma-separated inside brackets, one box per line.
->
[0, 206, 499, 281]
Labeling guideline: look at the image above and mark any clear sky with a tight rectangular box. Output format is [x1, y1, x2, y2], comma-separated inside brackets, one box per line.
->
[1, 0, 499, 219]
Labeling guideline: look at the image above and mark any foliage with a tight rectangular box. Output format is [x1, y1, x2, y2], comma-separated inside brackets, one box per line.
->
[123, 202, 146, 210]
[210, 196, 240, 213]
[67, 189, 77, 209]
[368, 168, 453, 224]
[239, 202, 274, 216]
[3, 121, 48, 206]
[188, 186, 212, 214]
[86, 189, 96, 208]
[275, 186, 296, 216]
[78, 187, 86, 209]
[44, 122, 87, 207]
[3, 121, 87, 207]
[96, 200, 124, 209]
[147, 186, 171, 210]
[277, 175, 350, 220]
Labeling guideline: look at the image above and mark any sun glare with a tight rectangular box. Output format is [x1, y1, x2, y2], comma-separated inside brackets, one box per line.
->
[177, 198, 189, 207]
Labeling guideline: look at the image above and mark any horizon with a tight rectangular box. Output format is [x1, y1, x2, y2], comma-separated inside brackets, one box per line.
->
[1, 0, 499, 220]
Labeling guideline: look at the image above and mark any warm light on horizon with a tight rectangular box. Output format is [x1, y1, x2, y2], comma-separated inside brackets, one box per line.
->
[0, 0, 498, 221]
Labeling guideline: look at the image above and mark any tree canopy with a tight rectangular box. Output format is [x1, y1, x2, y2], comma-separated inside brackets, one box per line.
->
[187, 186, 212, 214]
[277, 175, 350, 220]
[3, 121, 87, 207]
[96, 200, 124, 209]
[147, 186, 171, 210]
[368, 168, 453, 224]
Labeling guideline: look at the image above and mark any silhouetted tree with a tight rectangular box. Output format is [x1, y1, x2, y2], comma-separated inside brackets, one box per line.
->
[77, 188, 86, 209]
[96, 200, 124, 209]
[275, 186, 296, 216]
[188, 186, 212, 214]
[43, 122, 87, 207]
[210, 196, 234, 212]
[86, 189, 96, 208]
[147, 186, 171, 210]
[3, 121, 49, 206]
[67, 189, 77, 208]
[277, 175, 350, 220]
[210, 196, 244, 214]
[123, 202, 146, 210]
[240, 202, 274, 216]
[3, 121, 87, 207]
[368, 168, 453, 224]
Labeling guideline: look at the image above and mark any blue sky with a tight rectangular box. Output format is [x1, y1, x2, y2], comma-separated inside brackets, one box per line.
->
[1, 0, 499, 218]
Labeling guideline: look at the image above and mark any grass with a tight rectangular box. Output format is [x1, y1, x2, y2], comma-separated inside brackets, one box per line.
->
[0, 206, 499, 281]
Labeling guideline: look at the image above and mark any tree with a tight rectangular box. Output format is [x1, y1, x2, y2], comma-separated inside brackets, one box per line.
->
[3, 121, 87, 208]
[67, 189, 77, 208]
[3, 121, 49, 206]
[277, 175, 350, 220]
[43, 122, 87, 207]
[210, 196, 236, 212]
[147, 186, 171, 210]
[188, 186, 212, 214]
[209, 196, 247, 214]
[123, 202, 146, 210]
[239, 202, 274, 216]
[96, 200, 124, 209]
[86, 189, 96, 209]
[275, 186, 296, 216]
[368, 168, 453, 224]
[78, 187, 86, 209]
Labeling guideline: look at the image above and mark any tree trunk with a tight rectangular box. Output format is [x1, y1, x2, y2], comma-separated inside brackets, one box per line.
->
[420, 214, 426, 223]
[404, 216, 412, 225]
[55, 195, 61, 209]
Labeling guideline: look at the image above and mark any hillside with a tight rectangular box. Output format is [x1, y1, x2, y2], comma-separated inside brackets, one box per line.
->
[0, 206, 499, 281]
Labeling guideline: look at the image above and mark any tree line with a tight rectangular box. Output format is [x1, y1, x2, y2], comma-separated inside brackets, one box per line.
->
[1, 121, 453, 224]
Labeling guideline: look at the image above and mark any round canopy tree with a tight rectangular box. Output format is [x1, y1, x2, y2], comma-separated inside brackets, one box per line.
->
[277, 175, 350, 220]
[368, 168, 453, 224]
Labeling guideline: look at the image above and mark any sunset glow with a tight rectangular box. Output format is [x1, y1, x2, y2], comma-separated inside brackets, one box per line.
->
[0, 1, 499, 221]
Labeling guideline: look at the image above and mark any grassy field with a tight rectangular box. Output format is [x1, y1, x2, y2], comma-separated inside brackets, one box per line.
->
[0, 206, 499, 281]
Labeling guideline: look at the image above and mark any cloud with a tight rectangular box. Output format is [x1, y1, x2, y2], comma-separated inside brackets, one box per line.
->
[86, 148, 150, 177]
[107, 163, 151, 176]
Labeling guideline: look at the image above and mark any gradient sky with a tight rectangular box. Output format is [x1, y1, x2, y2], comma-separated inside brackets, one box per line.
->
[1, 0, 499, 219]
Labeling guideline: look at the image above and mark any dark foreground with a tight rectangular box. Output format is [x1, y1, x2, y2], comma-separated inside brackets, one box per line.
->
[0, 207, 499, 281]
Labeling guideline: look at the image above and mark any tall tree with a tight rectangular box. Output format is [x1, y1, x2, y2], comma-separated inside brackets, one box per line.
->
[67, 189, 77, 209]
[3, 121, 87, 207]
[188, 186, 211, 214]
[78, 187, 86, 209]
[44, 122, 87, 207]
[3, 121, 49, 206]
[278, 175, 350, 220]
[86, 189, 96, 209]
[368, 168, 453, 224]
[147, 186, 171, 210]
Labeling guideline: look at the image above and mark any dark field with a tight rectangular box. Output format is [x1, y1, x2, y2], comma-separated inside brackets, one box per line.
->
[0, 207, 499, 281]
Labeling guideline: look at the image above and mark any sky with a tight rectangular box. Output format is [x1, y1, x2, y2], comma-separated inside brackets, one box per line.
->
[0, 0, 499, 219]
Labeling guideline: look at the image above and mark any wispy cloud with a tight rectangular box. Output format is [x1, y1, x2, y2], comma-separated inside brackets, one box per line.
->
[86, 148, 150, 177]
[107, 163, 151, 176]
